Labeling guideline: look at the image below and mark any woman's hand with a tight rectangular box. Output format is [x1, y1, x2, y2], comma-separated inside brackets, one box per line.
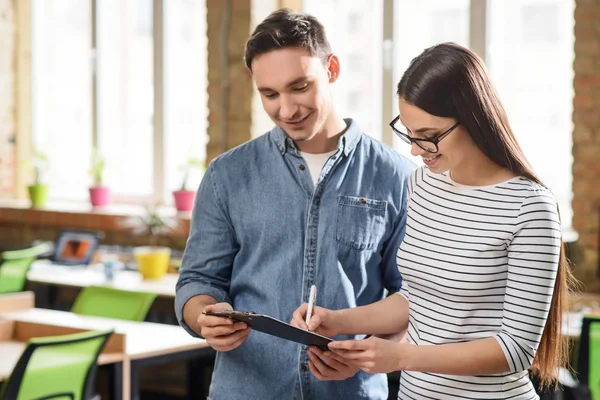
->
[327, 336, 404, 374]
[290, 303, 342, 338]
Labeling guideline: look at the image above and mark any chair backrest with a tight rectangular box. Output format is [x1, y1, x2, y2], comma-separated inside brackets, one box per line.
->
[71, 285, 157, 321]
[0, 329, 112, 400]
[0, 243, 52, 294]
[576, 316, 600, 398]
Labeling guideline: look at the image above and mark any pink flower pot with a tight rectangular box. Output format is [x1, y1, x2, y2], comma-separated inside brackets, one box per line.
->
[173, 190, 196, 212]
[89, 186, 111, 207]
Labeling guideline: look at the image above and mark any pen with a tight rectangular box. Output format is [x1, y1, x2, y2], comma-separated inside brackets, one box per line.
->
[305, 284, 317, 329]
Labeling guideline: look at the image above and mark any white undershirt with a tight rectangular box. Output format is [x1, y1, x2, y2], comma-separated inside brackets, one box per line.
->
[298, 150, 337, 185]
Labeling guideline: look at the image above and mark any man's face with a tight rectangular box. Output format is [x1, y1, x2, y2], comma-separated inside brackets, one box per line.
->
[251, 47, 336, 142]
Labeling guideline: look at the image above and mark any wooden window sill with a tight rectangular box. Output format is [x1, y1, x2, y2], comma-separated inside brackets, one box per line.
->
[0, 199, 191, 238]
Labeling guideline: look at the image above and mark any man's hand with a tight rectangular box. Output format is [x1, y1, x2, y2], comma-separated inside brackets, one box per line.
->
[306, 346, 359, 381]
[198, 303, 251, 352]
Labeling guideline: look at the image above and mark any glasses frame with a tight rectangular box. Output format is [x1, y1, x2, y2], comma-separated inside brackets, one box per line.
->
[389, 115, 460, 154]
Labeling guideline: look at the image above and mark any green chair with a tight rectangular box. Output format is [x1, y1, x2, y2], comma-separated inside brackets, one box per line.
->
[71, 285, 157, 321]
[0, 242, 52, 294]
[0, 329, 113, 400]
[576, 315, 600, 398]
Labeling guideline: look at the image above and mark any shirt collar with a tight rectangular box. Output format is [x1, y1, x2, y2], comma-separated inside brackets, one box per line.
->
[271, 118, 361, 157]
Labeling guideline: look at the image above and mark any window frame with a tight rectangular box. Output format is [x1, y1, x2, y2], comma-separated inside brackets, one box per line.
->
[90, 0, 166, 205]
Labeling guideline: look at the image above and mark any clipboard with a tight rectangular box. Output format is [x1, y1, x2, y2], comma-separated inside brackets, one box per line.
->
[203, 310, 333, 350]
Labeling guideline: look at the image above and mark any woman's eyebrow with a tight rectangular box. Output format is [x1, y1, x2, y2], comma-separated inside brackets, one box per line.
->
[413, 127, 438, 133]
[398, 116, 438, 133]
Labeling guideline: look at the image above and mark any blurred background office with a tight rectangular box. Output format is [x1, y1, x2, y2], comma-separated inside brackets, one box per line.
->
[0, 0, 598, 397]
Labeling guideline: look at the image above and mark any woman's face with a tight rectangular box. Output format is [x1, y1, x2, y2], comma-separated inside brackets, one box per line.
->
[398, 98, 472, 174]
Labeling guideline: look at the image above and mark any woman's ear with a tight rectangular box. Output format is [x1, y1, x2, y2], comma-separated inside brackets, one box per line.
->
[327, 54, 341, 83]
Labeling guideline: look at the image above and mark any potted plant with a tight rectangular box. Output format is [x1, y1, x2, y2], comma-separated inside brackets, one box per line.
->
[172, 157, 205, 212]
[127, 205, 178, 280]
[88, 148, 110, 207]
[28, 149, 49, 208]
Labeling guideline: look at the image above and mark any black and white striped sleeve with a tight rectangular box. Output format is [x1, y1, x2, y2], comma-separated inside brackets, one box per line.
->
[494, 189, 561, 372]
[406, 168, 416, 202]
[397, 169, 418, 302]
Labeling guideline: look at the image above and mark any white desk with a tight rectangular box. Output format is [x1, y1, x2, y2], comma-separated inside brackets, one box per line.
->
[27, 260, 178, 297]
[0, 308, 212, 400]
[1, 308, 204, 359]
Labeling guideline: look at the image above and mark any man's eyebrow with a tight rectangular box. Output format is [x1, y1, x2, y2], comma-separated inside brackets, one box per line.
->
[257, 77, 310, 93]
[285, 77, 309, 87]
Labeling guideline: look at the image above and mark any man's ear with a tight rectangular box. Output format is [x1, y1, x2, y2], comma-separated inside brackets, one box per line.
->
[326, 54, 341, 83]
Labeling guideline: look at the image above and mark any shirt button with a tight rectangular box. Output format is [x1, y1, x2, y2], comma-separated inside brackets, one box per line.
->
[360, 197, 367, 204]
[300, 364, 308, 372]
[299, 164, 306, 171]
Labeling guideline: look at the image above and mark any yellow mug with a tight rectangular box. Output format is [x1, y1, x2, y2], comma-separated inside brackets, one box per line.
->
[133, 246, 171, 280]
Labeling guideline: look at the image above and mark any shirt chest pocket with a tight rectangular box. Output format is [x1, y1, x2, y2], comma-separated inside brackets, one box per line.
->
[335, 196, 387, 251]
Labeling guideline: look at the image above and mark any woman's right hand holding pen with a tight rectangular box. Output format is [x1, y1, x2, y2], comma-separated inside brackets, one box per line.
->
[291, 302, 342, 337]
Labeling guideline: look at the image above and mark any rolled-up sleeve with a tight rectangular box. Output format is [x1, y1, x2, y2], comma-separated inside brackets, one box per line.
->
[494, 191, 560, 372]
[175, 162, 238, 337]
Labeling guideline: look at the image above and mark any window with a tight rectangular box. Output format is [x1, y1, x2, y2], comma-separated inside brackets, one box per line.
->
[163, 0, 208, 199]
[28, 1, 572, 226]
[521, 4, 560, 42]
[96, 0, 154, 200]
[31, 0, 93, 201]
[348, 12, 361, 30]
[304, 0, 384, 140]
[487, 0, 575, 225]
[31, 0, 208, 204]
[392, 0, 469, 163]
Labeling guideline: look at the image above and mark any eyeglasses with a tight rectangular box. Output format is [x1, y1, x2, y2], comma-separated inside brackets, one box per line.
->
[389, 115, 460, 153]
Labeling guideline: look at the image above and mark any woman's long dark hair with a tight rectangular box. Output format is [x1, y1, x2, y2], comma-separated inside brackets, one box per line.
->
[397, 42, 574, 389]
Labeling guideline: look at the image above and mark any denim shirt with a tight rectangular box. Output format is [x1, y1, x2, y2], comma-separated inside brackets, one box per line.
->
[175, 119, 416, 400]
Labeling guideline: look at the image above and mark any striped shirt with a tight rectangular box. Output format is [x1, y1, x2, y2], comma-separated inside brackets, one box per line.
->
[396, 166, 560, 400]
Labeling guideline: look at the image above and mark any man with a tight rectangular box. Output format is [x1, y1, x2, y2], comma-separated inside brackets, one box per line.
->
[175, 8, 415, 400]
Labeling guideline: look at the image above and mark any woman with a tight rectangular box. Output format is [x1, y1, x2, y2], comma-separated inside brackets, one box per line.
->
[291, 42, 574, 399]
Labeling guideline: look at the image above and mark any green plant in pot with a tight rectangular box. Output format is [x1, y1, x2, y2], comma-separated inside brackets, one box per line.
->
[28, 149, 49, 208]
[172, 157, 205, 213]
[88, 148, 110, 207]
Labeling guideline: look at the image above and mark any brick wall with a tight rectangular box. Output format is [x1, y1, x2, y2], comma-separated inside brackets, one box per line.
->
[572, 0, 600, 290]
[206, 0, 253, 163]
[0, 0, 15, 197]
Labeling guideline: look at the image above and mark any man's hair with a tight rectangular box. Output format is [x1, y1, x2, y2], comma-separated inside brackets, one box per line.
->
[244, 8, 332, 71]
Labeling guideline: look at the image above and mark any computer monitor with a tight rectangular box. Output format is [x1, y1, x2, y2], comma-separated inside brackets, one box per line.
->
[52, 230, 101, 265]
